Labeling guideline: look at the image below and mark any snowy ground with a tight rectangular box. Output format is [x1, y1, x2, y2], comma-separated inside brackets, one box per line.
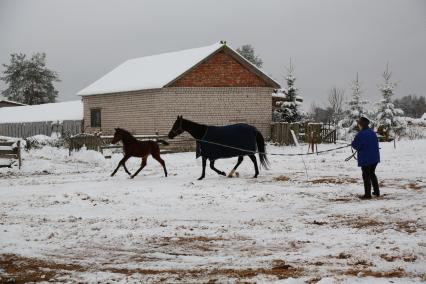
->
[0, 140, 425, 283]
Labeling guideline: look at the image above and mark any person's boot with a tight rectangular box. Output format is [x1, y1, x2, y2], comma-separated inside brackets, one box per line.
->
[372, 190, 380, 197]
[358, 194, 372, 200]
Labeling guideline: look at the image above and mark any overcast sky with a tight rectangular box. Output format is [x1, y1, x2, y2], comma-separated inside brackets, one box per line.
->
[0, 0, 425, 109]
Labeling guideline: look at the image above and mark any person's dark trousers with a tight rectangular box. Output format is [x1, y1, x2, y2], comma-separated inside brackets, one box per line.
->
[361, 163, 379, 197]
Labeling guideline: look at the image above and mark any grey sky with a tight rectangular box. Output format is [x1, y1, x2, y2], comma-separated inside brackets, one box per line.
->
[1, 0, 425, 110]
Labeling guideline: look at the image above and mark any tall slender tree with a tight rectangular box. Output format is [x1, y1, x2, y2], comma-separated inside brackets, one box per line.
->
[1, 52, 60, 105]
[328, 86, 345, 124]
[273, 60, 304, 122]
[340, 73, 368, 133]
[375, 64, 405, 137]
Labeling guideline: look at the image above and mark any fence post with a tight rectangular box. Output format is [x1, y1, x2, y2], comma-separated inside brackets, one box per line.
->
[17, 140, 21, 169]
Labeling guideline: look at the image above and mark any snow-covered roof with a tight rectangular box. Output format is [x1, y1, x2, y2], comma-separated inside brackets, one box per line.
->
[0, 101, 83, 123]
[0, 96, 26, 106]
[77, 42, 280, 96]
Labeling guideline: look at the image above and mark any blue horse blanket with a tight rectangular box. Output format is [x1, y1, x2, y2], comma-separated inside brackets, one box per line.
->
[196, 124, 257, 160]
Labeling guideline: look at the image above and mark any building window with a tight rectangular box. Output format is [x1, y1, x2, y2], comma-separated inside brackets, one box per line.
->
[90, 108, 101, 128]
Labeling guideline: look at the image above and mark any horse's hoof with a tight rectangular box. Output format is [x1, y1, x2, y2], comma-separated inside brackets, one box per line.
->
[253, 175, 258, 178]
[197, 177, 204, 180]
[227, 174, 233, 178]
[220, 172, 226, 176]
[130, 176, 135, 179]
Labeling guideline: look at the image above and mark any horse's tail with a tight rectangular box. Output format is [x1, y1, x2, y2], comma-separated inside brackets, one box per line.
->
[256, 131, 270, 170]
[156, 139, 169, 146]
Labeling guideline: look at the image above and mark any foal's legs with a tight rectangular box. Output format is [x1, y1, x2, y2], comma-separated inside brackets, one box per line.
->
[228, 156, 244, 177]
[131, 156, 147, 179]
[248, 154, 259, 178]
[152, 152, 168, 177]
[111, 155, 131, 177]
[210, 160, 226, 176]
[198, 157, 207, 180]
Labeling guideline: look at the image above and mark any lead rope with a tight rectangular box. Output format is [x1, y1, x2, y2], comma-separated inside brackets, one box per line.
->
[192, 138, 351, 157]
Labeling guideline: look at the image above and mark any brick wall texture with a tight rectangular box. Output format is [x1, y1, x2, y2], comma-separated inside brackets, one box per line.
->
[82, 51, 274, 140]
[83, 87, 272, 138]
[171, 51, 268, 87]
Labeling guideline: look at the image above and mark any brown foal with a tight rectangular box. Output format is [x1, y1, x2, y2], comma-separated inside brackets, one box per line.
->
[110, 128, 168, 179]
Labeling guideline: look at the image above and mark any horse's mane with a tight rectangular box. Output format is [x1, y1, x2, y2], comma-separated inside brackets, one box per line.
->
[116, 128, 137, 142]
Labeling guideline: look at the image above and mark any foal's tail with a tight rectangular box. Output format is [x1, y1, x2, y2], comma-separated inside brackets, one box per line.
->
[156, 139, 169, 146]
[256, 131, 270, 170]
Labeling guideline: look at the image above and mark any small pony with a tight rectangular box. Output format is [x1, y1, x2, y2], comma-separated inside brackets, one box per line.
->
[110, 128, 168, 179]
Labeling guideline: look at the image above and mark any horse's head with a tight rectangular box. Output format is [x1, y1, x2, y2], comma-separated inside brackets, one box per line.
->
[168, 116, 184, 139]
[111, 128, 122, 144]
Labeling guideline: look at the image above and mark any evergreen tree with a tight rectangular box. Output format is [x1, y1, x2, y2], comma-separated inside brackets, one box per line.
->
[340, 73, 368, 133]
[1, 52, 60, 105]
[236, 44, 263, 68]
[394, 95, 426, 118]
[375, 64, 405, 137]
[273, 60, 304, 122]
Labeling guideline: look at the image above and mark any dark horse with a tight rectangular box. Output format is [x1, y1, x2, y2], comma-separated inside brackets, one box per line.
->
[110, 128, 168, 179]
[168, 116, 269, 180]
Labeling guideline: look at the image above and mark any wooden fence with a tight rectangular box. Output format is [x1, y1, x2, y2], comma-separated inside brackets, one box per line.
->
[271, 122, 336, 145]
[0, 120, 82, 138]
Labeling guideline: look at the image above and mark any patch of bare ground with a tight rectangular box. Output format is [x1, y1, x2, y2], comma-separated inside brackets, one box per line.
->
[330, 214, 424, 234]
[308, 220, 328, 226]
[380, 253, 417, 262]
[328, 197, 354, 202]
[394, 220, 424, 234]
[339, 267, 407, 278]
[144, 235, 251, 256]
[406, 182, 424, 190]
[274, 175, 290, 182]
[334, 216, 386, 232]
[350, 259, 373, 266]
[309, 176, 358, 185]
[334, 252, 352, 259]
[0, 253, 86, 283]
[108, 259, 302, 280]
[0, 253, 302, 282]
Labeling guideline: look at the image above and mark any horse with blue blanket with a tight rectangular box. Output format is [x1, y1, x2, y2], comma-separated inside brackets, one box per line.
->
[168, 116, 269, 180]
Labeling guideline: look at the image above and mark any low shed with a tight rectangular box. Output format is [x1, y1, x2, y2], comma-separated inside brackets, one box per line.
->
[78, 42, 280, 138]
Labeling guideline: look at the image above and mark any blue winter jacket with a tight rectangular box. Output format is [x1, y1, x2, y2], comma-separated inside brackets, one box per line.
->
[351, 127, 380, 167]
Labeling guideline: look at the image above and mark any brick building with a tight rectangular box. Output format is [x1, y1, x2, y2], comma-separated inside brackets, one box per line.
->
[78, 42, 280, 138]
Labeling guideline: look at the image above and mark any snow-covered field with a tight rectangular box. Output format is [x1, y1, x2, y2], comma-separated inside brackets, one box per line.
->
[0, 140, 425, 283]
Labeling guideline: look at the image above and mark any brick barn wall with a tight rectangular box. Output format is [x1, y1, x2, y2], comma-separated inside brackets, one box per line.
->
[82, 87, 272, 138]
[170, 51, 268, 87]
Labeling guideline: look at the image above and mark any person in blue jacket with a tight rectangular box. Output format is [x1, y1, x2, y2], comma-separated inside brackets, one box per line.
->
[351, 116, 380, 199]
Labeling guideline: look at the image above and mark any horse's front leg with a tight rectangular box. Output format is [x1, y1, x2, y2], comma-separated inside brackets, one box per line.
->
[122, 160, 132, 176]
[228, 156, 243, 177]
[210, 160, 226, 176]
[131, 157, 147, 179]
[198, 157, 207, 180]
[111, 155, 130, 177]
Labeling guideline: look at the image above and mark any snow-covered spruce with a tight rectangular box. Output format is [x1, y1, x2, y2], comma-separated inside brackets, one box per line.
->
[340, 73, 368, 136]
[375, 65, 405, 138]
[273, 61, 304, 123]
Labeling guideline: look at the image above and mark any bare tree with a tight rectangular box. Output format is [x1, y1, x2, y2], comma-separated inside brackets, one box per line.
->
[328, 86, 345, 123]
